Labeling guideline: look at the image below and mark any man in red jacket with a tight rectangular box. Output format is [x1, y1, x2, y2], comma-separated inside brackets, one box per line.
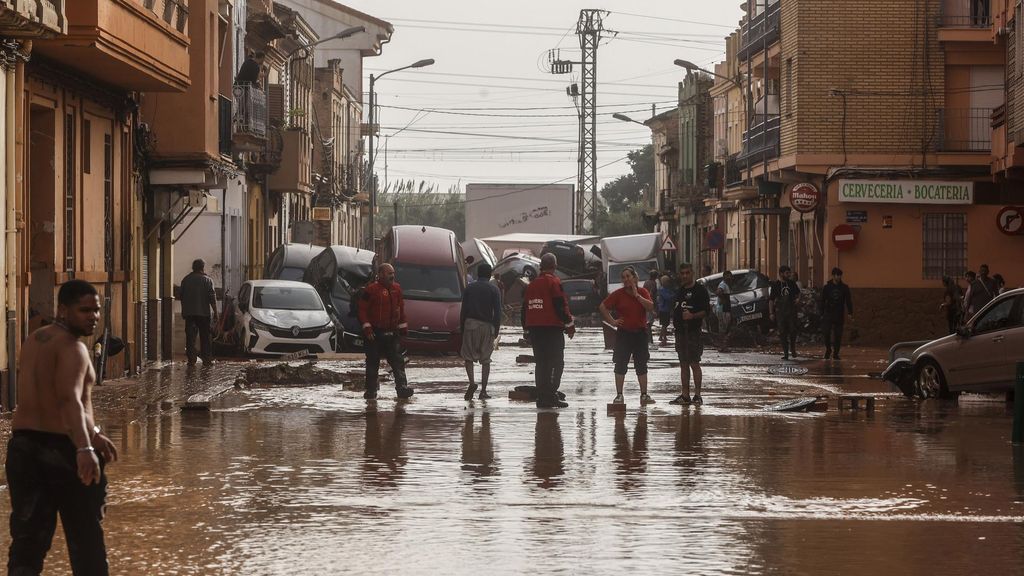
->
[357, 264, 414, 400]
[521, 253, 575, 408]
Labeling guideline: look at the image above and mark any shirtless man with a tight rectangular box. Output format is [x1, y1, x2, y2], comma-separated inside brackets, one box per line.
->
[7, 279, 118, 575]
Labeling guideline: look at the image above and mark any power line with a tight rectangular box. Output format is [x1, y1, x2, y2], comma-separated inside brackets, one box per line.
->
[609, 11, 736, 29]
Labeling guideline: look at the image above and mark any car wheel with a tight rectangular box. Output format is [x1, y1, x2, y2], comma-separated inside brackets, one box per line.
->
[916, 358, 955, 399]
[523, 266, 537, 279]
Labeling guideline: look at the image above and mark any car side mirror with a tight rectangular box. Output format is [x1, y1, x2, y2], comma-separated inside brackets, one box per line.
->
[956, 326, 971, 339]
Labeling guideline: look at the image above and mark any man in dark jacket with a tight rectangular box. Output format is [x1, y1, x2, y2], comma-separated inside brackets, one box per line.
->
[461, 263, 502, 401]
[357, 264, 414, 401]
[180, 259, 218, 365]
[522, 254, 575, 409]
[769, 265, 800, 360]
[820, 267, 854, 360]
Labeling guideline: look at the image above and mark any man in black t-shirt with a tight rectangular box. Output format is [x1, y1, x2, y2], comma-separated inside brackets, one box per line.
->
[820, 267, 854, 360]
[769, 265, 800, 360]
[671, 263, 710, 406]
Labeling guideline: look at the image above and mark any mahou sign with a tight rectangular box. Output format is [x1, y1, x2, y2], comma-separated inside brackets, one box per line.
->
[789, 183, 820, 213]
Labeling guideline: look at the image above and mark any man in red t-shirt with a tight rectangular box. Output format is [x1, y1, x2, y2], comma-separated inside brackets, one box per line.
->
[522, 254, 575, 408]
[599, 267, 656, 406]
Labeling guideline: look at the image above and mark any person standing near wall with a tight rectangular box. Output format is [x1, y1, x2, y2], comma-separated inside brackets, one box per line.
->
[180, 259, 218, 365]
[769, 265, 800, 360]
[820, 267, 854, 361]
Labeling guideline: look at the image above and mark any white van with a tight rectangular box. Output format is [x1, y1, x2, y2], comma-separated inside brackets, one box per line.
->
[600, 233, 664, 294]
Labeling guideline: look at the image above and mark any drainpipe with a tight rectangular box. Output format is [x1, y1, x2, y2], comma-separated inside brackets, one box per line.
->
[6, 46, 21, 408]
[221, 186, 227, 312]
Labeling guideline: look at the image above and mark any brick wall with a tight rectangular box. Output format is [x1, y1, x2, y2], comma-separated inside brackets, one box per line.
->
[780, 0, 945, 158]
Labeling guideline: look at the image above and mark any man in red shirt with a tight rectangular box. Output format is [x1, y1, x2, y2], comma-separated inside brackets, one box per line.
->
[521, 254, 575, 408]
[600, 267, 656, 406]
[357, 264, 414, 400]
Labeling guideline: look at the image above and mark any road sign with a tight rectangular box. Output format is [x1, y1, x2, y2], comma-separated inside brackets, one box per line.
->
[661, 235, 677, 251]
[705, 228, 725, 251]
[789, 183, 820, 213]
[997, 206, 1024, 236]
[832, 224, 858, 251]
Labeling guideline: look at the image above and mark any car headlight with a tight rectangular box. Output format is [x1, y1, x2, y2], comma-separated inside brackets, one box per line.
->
[249, 318, 273, 333]
[320, 323, 336, 334]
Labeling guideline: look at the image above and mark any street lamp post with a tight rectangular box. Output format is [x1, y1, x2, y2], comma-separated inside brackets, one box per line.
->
[366, 58, 435, 248]
[612, 112, 645, 126]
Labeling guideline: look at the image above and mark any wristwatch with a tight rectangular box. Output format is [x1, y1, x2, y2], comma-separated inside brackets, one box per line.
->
[91, 424, 101, 438]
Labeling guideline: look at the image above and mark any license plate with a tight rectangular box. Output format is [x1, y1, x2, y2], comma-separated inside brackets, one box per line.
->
[570, 295, 587, 301]
[743, 312, 763, 321]
[353, 338, 364, 347]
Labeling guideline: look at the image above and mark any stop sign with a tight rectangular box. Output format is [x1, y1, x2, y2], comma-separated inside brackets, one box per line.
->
[832, 224, 858, 251]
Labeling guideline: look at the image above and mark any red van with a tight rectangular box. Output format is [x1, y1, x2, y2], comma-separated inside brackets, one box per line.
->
[379, 225, 466, 353]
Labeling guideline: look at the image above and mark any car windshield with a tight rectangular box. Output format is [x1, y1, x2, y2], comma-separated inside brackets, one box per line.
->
[395, 263, 463, 302]
[729, 271, 769, 293]
[253, 286, 323, 311]
[609, 260, 659, 281]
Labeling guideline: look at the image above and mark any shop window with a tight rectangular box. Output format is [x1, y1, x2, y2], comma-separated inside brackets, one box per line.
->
[922, 213, 967, 279]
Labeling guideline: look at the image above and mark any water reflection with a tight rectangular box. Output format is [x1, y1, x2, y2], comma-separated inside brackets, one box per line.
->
[362, 408, 408, 488]
[529, 411, 564, 489]
[673, 412, 708, 490]
[461, 411, 498, 480]
[612, 412, 648, 492]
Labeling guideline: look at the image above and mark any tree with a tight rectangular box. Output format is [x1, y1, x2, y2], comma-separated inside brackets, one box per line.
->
[591, 144, 654, 237]
[376, 180, 466, 240]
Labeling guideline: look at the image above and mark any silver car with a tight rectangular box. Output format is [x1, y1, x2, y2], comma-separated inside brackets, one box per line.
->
[883, 287, 1024, 398]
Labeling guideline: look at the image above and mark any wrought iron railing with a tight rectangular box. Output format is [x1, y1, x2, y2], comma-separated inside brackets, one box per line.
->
[738, 115, 781, 167]
[939, 0, 991, 28]
[232, 83, 267, 140]
[739, 0, 780, 61]
[141, 0, 188, 34]
[936, 108, 993, 151]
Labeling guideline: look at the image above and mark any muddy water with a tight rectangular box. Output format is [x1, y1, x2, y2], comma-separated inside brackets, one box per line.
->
[2, 331, 1023, 575]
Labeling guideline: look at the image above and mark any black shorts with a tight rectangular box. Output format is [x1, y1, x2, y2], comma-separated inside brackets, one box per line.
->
[658, 311, 671, 326]
[675, 331, 703, 364]
[612, 328, 649, 375]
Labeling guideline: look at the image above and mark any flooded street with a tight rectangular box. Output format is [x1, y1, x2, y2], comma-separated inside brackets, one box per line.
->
[3, 329, 1023, 575]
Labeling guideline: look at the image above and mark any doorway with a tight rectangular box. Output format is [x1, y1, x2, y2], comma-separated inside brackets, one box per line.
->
[28, 105, 56, 333]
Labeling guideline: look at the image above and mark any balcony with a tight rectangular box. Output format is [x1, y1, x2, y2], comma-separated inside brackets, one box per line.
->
[939, 0, 990, 27]
[0, 0, 66, 36]
[247, 125, 283, 177]
[724, 155, 744, 188]
[267, 128, 313, 195]
[738, 0, 780, 61]
[738, 116, 781, 169]
[232, 83, 267, 152]
[32, 0, 189, 92]
[936, 108, 993, 152]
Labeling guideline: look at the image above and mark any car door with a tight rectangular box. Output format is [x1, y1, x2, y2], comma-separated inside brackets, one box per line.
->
[996, 295, 1024, 387]
[945, 296, 1016, 391]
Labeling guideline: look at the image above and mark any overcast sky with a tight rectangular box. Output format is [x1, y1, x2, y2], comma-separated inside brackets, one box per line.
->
[339, 1, 744, 194]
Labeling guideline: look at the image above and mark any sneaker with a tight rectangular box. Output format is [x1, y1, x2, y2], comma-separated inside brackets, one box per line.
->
[396, 386, 415, 399]
[833, 355, 841, 361]
[640, 393, 656, 405]
[669, 394, 692, 405]
[781, 354, 789, 361]
[478, 390, 491, 400]
[537, 397, 569, 409]
[464, 383, 478, 401]
[823, 351, 832, 359]
[693, 395, 704, 406]
[612, 394, 625, 404]
[363, 388, 378, 400]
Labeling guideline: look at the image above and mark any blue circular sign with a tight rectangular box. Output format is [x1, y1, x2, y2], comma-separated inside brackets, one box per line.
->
[705, 229, 725, 251]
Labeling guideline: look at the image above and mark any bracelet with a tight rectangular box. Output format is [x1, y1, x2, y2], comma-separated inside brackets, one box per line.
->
[77, 446, 95, 453]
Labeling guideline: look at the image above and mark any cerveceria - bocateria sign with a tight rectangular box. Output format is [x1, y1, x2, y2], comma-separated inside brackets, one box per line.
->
[837, 180, 973, 205]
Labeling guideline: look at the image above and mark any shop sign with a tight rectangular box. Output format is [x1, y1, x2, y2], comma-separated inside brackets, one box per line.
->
[789, 183, 820, 213]
[845, 210, 868, 224]
[837, 180, 973, 205]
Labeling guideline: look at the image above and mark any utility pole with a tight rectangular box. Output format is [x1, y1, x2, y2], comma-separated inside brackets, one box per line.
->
[548, 9, 605, 234]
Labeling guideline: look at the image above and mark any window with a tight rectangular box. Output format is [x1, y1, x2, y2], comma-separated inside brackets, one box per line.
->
[922, 213, 967, 279]
[82, 119, 91, 174]
[972, 296, 1018, 333]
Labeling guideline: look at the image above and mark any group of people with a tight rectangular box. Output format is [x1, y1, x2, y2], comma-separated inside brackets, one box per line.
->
[768, 265, 853, 360]
[941, 264, 1010, 334]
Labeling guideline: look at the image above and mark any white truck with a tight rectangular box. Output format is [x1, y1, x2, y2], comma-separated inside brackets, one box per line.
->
[600, 233, 664, 294]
